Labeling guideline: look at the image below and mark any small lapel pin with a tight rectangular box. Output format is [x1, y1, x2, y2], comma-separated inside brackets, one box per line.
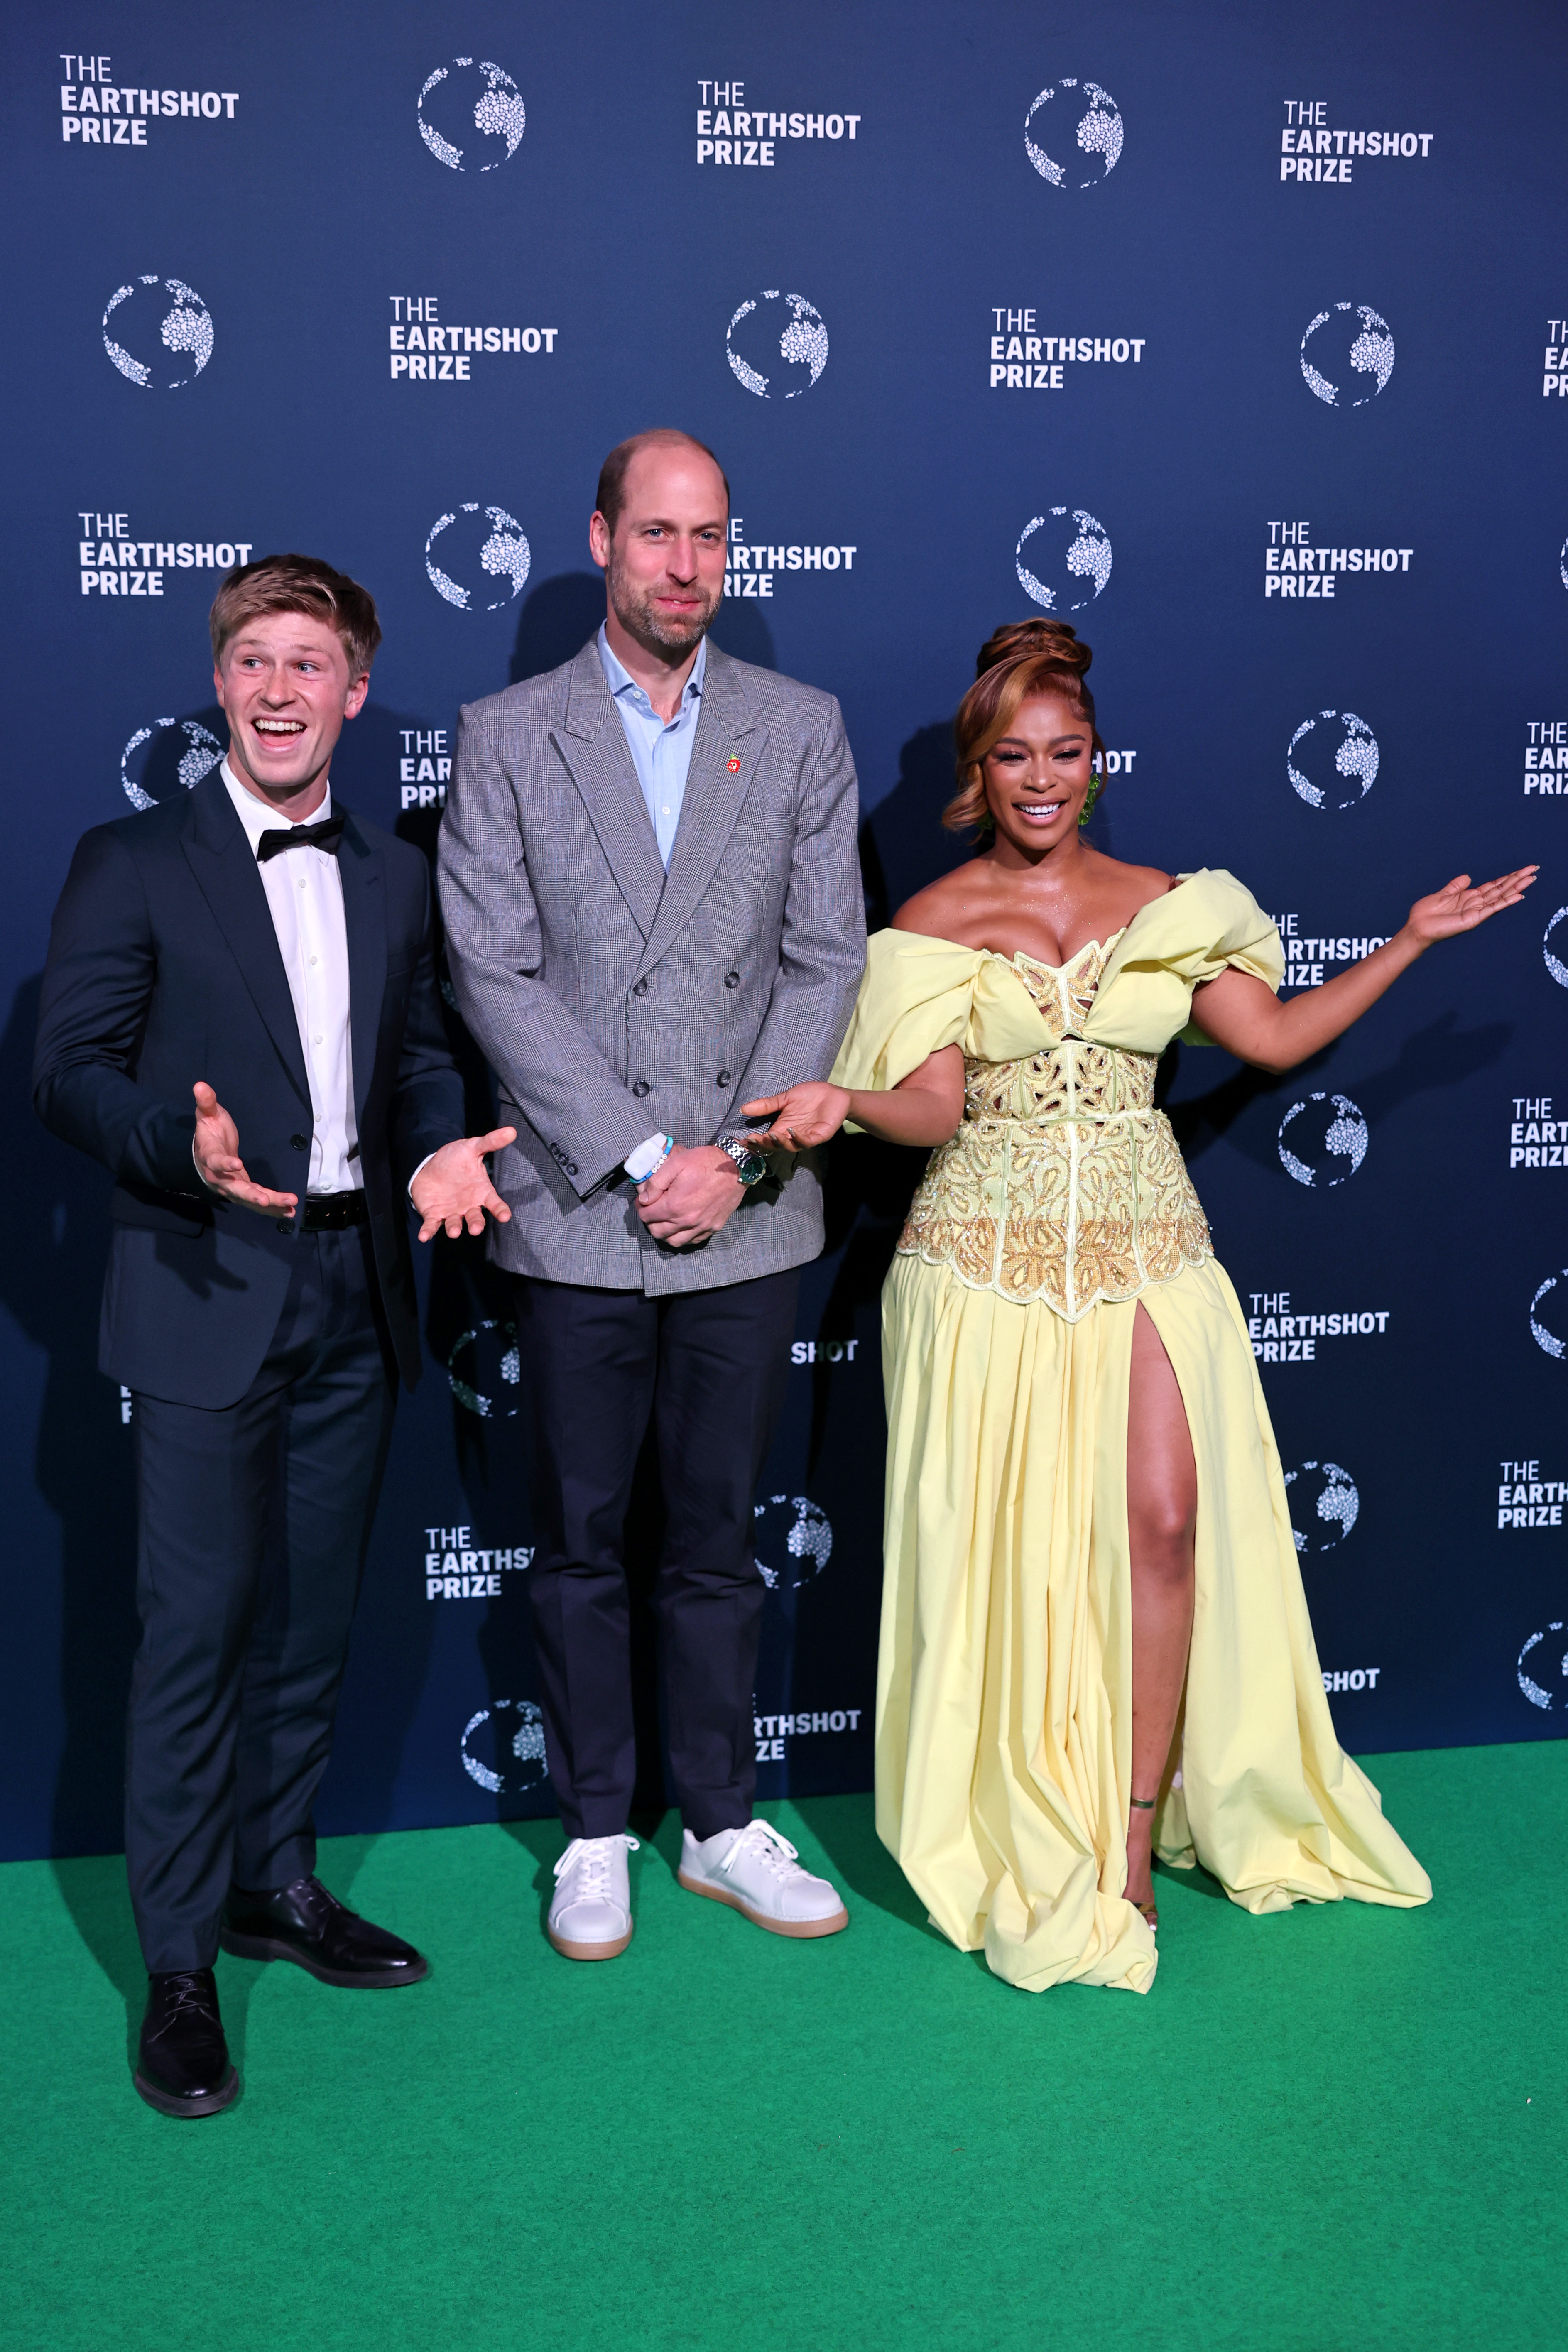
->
[726, 754, 742, 773]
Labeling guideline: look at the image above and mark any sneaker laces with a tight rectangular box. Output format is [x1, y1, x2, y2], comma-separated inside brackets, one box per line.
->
[717, 1819, 803, 1883]
[553, 1834, 639, 1901]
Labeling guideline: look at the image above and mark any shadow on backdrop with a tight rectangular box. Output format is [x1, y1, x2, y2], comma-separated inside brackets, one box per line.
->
[0, 976, 145, 1999]
[707, 598, 776, 670]
[1166, 1008, 1511, 1173]
[0, 976, 138, 1860]
[510, 572, 605, 683]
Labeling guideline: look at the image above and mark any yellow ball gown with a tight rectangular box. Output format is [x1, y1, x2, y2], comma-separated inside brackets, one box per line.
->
[830, 869, 1430, 1994]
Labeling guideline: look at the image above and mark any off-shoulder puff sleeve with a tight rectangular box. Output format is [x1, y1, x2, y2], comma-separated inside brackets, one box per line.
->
[830, 933, 1056, 1129]
[829, 933, 983, 1116]
[1085, 870, 1284, 1054]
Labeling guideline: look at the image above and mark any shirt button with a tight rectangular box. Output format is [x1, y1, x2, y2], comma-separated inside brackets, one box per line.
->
[716, 1071, 731, 1088]
[312, 1034, 323, 1045]
[632, 979, 648, 997]
[724, 971, 740, 988]
[632, 1080, 651, 1098]
[308, 954, 318, 966]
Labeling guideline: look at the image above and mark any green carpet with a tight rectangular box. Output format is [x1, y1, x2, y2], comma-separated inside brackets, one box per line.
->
[3, 1744, 1562, 2352]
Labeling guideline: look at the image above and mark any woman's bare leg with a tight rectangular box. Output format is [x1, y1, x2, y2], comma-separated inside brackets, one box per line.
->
[1123, 1302, 1198, 1920]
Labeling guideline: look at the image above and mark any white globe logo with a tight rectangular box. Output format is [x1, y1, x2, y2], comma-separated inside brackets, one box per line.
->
[726, 292, 829, 399]
[120, 718, 223, 811]
[1529, 1270, 1568, 1360]
[1518, 1623, 1568, 1710]
[425, 505, 531, 610]
[1287, 711, 1379, 810]
[753, 1494, 833, 1592]
[1300, 304, 1395, 407]
[461, 1699, 548, 1794]
[446, 1318, 521, 1418]
[1016, 508, 1112, 612]
[418, 59, 525, 171]
[1559, 537, 1568, 593]
[1278, 1093, 1369, 1187]
[1024, 80, 1123, 186]
[102, 275, 213, 389]
[1543, 906, 1568, 989]
[1282, 1461, 1360, 1554]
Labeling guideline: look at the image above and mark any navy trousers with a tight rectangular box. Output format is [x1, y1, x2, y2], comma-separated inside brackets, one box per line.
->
[126, 1227, 396, 1973]
[517, 1267, 800, 1841]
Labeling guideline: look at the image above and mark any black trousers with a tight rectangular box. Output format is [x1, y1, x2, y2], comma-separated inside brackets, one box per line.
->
[517, 1267, 800, 1841]
[126, 1227, 396, 1973]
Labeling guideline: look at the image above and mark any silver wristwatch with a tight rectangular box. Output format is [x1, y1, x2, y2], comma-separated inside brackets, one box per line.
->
[718, 1134, 769, 1186]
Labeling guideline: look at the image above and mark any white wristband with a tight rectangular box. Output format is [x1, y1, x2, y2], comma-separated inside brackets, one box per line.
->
[624, 1132, 674, 1183]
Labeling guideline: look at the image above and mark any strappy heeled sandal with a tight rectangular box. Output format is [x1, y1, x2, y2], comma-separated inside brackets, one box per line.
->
[1127, 1795, 1159, 1930]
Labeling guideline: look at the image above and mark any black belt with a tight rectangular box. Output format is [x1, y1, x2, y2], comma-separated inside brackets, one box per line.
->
[297, 1190, 369, 1230]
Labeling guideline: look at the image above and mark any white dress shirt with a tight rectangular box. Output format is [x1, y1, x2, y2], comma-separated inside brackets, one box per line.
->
[220, 760, 360, 1196]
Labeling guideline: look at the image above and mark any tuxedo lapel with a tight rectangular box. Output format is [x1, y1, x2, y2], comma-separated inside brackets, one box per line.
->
[180, 774, 310, 1108]
[337, 814, 386, 1125]
[635, 649, 762, 981]
[550, 642, 666, 941]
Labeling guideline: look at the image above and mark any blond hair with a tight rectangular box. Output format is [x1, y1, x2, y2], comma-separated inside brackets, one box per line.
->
[210, 552, 382, 678]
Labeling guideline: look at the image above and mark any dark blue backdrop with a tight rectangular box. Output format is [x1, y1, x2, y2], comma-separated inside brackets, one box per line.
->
[5, 0, 1566, 1862]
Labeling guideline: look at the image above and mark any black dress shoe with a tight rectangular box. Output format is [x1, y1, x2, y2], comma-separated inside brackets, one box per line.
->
[220, 1875, 429, 1987]
[134, 1969, 239, 2119]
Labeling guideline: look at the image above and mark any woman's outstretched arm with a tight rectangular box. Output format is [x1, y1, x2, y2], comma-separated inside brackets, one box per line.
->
[1191, 868, 1538, 1073]
[742, 1044, 965, 1151]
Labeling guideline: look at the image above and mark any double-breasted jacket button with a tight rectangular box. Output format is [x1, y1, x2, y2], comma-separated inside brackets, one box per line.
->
[716, 1071, 732, 1088]
[632, 978, 649, 997]
[632, 1080, 651, 1098]
[275, 1218, 292, 1233]
[290, 1133, 309, 1150]
[724, 971, 740, 988]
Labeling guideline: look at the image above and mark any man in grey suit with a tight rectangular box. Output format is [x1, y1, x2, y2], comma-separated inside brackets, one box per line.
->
[439, 430, 865, 1960]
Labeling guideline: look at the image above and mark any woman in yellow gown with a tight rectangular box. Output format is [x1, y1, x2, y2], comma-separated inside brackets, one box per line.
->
[745, 620, 1536, 1994]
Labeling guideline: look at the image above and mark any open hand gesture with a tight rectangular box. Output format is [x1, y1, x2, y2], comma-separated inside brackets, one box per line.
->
[739, 1083, 852, 1152]
[1405, 867, 1538, 945]
[192, 1082, 300, 1216]
[411, 1129, 517, 1242]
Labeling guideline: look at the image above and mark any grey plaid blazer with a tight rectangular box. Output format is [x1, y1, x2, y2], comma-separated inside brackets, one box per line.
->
[438, 637, 866, 1294]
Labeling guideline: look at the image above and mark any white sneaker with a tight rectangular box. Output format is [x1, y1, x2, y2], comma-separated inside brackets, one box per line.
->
[547, 1834, 639, 1960]
[678, 1819, 848, 1938]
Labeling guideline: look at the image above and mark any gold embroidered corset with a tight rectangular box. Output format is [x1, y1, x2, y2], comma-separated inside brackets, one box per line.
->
[829, 875, 1285, 1324]
[895, 939, 1213, 1321]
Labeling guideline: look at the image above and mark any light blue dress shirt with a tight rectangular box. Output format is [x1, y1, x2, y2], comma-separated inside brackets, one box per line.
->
[597, 623, 706, 869]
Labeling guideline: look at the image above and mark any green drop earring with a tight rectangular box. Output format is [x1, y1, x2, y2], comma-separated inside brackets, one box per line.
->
[1078, 774, 1101, 827]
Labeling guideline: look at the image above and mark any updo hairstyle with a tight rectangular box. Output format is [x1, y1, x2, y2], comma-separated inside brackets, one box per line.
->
[942, 619, 1106, 835]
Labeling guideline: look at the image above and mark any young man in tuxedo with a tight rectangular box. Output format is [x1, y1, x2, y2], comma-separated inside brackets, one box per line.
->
[34, 555, 513, 2117]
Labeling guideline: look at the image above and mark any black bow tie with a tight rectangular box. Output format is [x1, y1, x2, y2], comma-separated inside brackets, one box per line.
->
[255, 815, 346, 862]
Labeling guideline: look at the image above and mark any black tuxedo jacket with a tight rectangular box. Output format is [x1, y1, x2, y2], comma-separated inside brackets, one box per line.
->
[33, 769, 464, 1408]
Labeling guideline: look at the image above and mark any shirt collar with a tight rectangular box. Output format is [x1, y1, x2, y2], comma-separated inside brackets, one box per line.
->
[221, 757, 333, 854]
[596, 622, 706, 717]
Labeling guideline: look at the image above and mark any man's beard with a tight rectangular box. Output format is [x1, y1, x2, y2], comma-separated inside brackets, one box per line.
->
[606, 550, 720, 655]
